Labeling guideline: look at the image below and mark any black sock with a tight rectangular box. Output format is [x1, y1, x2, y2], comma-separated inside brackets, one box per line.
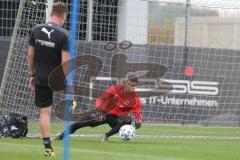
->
[61, 121, 90, 139]
[43, 137, 52, 149]
[105, 124, 123, 137]
[105, 127, 119, 137]
[59, 133, 64, 139]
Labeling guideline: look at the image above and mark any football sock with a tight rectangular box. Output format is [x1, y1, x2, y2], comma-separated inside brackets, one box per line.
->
[43, 137, 52, 149]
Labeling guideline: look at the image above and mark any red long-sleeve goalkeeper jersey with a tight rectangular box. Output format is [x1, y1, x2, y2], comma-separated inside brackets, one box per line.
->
[96, 84, 142, 122]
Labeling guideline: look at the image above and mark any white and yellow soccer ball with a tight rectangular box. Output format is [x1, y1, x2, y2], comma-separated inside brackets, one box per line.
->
[119, 125, 136, 141]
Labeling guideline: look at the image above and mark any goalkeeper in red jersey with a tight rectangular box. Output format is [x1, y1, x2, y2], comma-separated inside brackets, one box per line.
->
[55, 76, 142, 142]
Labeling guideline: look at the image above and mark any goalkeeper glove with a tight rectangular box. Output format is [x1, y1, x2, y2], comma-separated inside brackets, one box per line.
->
[68, 100, 77, 113]
[135, 122, 141, 129]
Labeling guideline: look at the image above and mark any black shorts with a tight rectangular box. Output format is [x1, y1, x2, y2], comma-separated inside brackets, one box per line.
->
[78, 111, 132, 128]
[35, 85, 53, 108]
[105, 114, 132, 128]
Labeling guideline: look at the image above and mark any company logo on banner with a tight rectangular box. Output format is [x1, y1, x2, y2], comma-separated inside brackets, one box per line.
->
[90, 77, 219, 107]
[48, 41, 219, 109]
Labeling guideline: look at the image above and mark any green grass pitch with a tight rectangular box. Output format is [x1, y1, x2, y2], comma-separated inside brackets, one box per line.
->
[1, 123, 240, 160]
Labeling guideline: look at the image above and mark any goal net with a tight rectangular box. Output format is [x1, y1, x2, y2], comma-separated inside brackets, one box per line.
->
[1, 0, 240, 126]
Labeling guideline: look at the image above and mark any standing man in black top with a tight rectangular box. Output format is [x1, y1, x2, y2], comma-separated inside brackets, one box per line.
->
[28, 2, 69, 157]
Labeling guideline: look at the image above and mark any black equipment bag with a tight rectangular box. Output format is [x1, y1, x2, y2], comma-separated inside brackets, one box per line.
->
[0, 113, 28, 138]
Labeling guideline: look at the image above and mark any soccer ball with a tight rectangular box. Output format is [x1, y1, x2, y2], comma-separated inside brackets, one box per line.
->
[119, 125, 136, 141]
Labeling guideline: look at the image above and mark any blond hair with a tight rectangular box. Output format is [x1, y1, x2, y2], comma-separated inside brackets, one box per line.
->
[51, 2, 68, 17]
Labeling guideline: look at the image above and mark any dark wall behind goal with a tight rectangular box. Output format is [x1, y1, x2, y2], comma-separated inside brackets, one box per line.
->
[1, 39, 240, 126]
[0, 40, 10, 85]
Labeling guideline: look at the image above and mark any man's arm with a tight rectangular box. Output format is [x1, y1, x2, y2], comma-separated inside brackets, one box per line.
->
[132, 97, 142, 129]
[96, 86, 116, 109]
[28, 27, 36, 92]
[61, 50, 71, 78]
[27, 45, 36, 92]
[27, 45, 35, 76]
[61, 50, 74, 95]
[61, 50, 77, 111]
